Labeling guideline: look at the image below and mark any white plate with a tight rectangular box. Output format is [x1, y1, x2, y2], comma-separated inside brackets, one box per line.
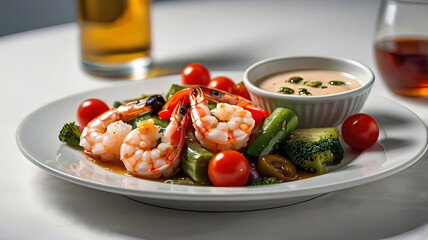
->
[16, 72, 428, 211]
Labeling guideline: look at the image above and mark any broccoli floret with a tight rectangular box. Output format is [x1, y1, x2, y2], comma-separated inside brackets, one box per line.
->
[249, 177, 278, 186]
[281, 128, 344, 174]
[59, 122, 82, 148]
[315, 137, 344, 165]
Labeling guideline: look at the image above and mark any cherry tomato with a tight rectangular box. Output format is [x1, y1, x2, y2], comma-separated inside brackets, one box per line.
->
[208, 150, 250, 187]
[182, 63, 210, 86]
[207, 76, 235, 93]
[341, 113, 379, 150]
[77, 99, 110, 127]
[232, 82, 251, 100]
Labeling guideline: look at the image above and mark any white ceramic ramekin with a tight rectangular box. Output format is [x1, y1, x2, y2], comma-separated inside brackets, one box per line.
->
[243, 56, 375, 128]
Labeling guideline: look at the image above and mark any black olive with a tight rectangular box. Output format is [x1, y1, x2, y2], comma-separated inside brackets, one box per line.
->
[146, 95, 165, 113]
[247, 162, 261, 183]
[145, 95, 156, 106]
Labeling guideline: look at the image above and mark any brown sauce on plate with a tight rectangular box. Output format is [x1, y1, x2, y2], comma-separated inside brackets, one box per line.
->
[87, 155, 319, 185]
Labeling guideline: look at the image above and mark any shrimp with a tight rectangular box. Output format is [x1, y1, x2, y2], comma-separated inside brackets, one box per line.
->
[189, 87, 255, 152]
[120, 101, 189, 178]
[198, 86, 255, 108]
[79, 99, 152, 161]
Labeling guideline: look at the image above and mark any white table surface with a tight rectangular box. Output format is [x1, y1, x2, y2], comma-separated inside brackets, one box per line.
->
[2, 0, 428, 239]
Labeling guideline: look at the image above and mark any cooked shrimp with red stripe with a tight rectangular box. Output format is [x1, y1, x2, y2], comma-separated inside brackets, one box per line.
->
[189, 87, 255, 152]
[120, 101, 189, 178]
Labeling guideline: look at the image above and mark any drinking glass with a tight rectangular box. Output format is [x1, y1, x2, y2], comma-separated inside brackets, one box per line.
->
[77, 0, 152, 79]
[374, 0, 428, 97]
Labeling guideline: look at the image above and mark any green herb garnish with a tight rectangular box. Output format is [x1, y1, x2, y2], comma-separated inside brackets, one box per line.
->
[288, 76, 303, 83]
[305, 81, 322, 88]
[250, 177, 278, 186]
[321, 86, 328, 89]
[278, 87, 295, 94]
[299, 88, 312, 95]
[328, 80, 345, 85]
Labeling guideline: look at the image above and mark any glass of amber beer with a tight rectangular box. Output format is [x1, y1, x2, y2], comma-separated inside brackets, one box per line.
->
[78, 0, 152, 78]
[374, 0, 428, 97]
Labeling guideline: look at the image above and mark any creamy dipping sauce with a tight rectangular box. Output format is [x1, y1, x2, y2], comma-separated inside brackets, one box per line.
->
[257, 70, 362, 96]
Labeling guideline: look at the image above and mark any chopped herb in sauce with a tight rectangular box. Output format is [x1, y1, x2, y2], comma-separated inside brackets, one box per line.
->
[288, 76, 303, 83]
[303, 81, 308, 85]
[329, 80, 345, 85]
[299, 88, 312, 95]
[321, 86, 328, 89]
[278, 87, 295, 94]
[305, 81, 322, 88]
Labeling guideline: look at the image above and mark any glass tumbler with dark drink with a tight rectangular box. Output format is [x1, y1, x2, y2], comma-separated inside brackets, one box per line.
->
[374, 0, 428, 97]
[78, 0, 152, 79]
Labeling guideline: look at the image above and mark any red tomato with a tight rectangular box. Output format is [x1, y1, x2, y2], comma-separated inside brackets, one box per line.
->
[208, 150, 250, 187]
[182, 63, 210, 86]
[207, 76, 235, 93]
[157, 109, 171, 121]
[242, 106, 270, 125]
[341, 113, 379, 150]
[77, 99, 110, 127]
[232, 82, 251, 100]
